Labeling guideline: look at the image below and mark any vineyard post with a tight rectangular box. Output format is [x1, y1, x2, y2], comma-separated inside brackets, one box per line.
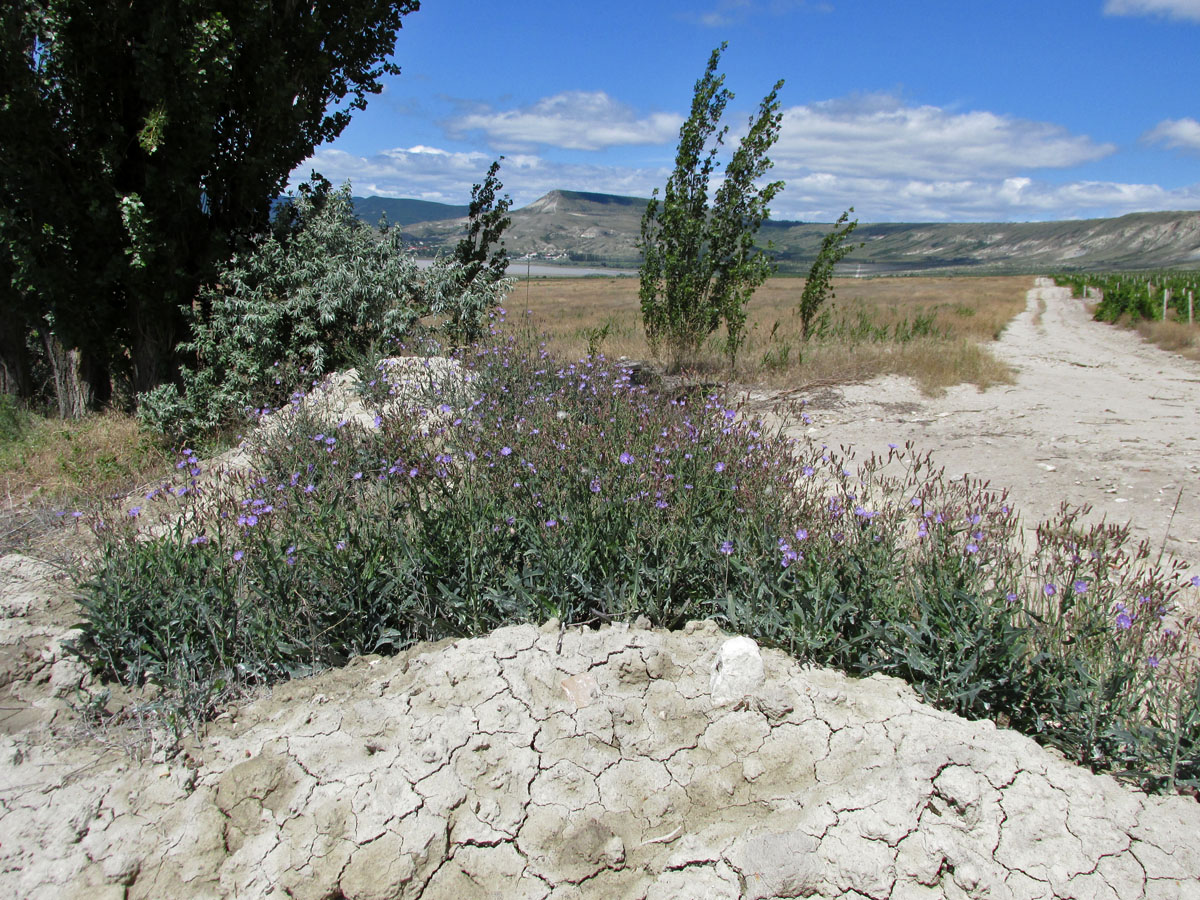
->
[1162, 288, 1169, 321]
[1189, 290, 1194, 325]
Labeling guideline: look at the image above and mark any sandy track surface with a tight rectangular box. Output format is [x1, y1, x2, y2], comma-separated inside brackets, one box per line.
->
[778, 277, 1200, 570]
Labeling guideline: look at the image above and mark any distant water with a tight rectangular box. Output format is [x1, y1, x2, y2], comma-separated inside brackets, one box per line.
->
[415, 259, 635, 278]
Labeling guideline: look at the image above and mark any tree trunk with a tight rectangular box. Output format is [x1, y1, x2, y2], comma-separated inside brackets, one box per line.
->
[42, 331, 93, 419]
[130, 299, 183, 397]
[0, 316, 33, 399]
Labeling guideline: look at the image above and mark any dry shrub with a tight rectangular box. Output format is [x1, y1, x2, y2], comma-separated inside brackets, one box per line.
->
[1135, 318, 1200, 361]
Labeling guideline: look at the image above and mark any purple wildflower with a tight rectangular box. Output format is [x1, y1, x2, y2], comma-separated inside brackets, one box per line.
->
[619, 452, 634, 465]
[1044, 583, 1057, 597]
[500, 446, 513, 457]
[714, 462, 726, 473]
[719, 540, 734, 556]
[1073, 580, 1088, 595]
[233, 550, 244, 562]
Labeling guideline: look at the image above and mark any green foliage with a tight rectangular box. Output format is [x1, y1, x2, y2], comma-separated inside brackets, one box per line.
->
[438, 158, 514, 345]
[453, 158, 513, 289]
[137, 182, 510, 441]
[0, 394, 28, 444]
[797, 209, 859, 340]
[0, 0, 418, 410]
[76, 325, 1200, 792]
[639, 44, 784, 370]
[1054, 271, 1200, 324]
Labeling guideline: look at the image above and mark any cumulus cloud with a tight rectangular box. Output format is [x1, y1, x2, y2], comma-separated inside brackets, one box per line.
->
[771, 95, 1115, 180]
[447, 92, 682, 151]
[770, 170, 1200, 222]
[293, 143, 1199, 224]
[1103, 0, 1200, 21]
[1143, 117, 1200, 153]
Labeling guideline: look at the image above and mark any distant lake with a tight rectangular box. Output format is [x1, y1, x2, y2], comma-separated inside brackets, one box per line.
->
[415, 259, 635, 278]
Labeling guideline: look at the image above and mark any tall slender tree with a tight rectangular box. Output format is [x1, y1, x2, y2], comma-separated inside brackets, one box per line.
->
[453, 157, 513, 286]
[796, 210, 859, 340]
[638, 43, 784, 371]
[0, 0, 419, 413]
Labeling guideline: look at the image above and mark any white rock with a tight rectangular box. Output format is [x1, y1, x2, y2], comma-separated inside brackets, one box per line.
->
[710, 635, 765, 706]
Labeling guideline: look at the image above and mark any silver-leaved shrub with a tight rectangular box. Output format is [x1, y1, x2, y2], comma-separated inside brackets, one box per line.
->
[138, 181, 510, 441]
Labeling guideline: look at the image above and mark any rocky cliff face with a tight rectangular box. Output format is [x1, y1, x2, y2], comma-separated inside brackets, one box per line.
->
[2, 551, 1198, 899]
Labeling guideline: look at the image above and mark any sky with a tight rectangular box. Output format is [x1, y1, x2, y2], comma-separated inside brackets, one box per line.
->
[291, 0, 1200, 223]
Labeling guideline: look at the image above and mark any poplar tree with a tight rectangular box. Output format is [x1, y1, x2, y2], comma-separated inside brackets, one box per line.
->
[638, 43, 784, 370]
[1, 0, 419, 414]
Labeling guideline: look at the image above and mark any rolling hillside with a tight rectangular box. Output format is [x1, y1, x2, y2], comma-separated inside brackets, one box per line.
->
[352, 196, 468, 228]
[390, 189, 1200, 274]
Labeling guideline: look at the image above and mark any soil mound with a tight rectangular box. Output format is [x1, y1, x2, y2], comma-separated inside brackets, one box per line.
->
[2, 558, 1198, 899]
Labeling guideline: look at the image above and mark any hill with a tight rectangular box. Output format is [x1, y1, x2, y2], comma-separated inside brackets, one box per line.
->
[389, 189, 1200, 274]
[352, 196, 468, 228]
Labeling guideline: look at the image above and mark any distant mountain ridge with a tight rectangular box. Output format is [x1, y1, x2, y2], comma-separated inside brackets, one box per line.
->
[378, 189, 1200, 274]
[351, 196, 468, 227]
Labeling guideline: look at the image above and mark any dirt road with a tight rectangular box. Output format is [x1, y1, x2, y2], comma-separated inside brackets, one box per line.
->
[775, 277, 1200, 570]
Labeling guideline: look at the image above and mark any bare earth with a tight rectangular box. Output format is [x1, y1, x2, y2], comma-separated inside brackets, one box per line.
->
[775, 277, 1200, 571]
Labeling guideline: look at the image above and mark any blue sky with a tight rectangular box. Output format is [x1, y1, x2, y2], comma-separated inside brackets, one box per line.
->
[292, 0, 1200, 223]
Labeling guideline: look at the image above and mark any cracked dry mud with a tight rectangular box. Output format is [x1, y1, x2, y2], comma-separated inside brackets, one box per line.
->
[3, 553, 1200, 899]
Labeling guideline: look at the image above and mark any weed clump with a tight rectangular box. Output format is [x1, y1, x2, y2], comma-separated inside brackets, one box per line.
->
[70, 323, 1200, 793]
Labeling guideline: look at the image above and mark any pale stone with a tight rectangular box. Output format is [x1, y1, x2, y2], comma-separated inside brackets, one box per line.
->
[709, 635, 764, 706]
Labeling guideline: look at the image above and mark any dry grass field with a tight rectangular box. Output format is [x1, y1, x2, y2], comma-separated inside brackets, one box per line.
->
[0, 411, 170, 553]
[1132, 317, 1200, 362]
[511, 274, 1031, 391]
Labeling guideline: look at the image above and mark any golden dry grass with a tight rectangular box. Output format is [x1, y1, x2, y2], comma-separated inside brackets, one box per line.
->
[0, 411, 171, 512]
[1133, 317, 1200, 362]
[510, 274, 1030, 391]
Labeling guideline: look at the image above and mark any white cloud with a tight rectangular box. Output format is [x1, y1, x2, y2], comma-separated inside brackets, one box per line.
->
[771, 170, 1200, 222]
[293, 143, 1200, 224]
[1143, 117, 1200, 152]
[447, 92, 683, 151]
[1103, 0, 1200, 21]
[772, 95, 1115, 180]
